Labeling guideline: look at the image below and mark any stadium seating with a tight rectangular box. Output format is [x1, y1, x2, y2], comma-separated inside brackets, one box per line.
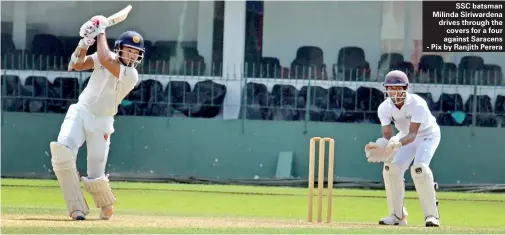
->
[1, 32, 504, 127]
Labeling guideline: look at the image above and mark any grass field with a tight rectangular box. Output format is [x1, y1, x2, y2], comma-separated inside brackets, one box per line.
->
[2, 178, 504, 234]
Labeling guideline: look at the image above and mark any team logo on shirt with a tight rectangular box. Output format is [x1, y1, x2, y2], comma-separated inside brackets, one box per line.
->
[391, 116, 411, 122]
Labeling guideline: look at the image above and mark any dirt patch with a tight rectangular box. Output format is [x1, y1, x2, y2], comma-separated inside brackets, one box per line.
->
[2, 214, 502, 233]
[1, 214, 378, 229]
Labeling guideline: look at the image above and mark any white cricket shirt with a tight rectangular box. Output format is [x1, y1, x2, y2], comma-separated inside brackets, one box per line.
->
[378, 93, 440, 137]
[78, 52, 138, 117]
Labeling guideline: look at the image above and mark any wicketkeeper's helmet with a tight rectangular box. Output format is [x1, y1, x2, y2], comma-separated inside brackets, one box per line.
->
[382, 70, 410, 104]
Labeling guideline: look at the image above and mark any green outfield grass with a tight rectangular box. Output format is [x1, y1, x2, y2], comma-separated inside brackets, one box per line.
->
[1, 178, 504, 234]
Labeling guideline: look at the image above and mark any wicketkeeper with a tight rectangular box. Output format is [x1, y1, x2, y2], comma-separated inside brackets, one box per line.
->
[364, 70, 441, 227]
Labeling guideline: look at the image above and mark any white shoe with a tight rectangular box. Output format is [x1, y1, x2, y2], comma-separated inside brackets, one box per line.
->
[379, 208, 408, 226]
[100, 205, 114, 220]
[378, 214, 408, 226]
[425, 216, 440, 227]
[70, 210, 86, 220]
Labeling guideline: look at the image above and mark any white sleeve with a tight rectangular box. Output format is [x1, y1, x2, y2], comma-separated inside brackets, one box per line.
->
[119, 65, 139, 89]
[377, 103, 391, 126]
[89, 52, 101, 69]
[410, 103, 427, 123]
[90, 51, 117, 69]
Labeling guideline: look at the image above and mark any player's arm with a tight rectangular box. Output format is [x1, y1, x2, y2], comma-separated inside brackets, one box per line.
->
[378, 104, 393, 140]
[399, 104, 426, 146]
[382, 125, 393, 140]
[364, 103, 394, 163]
[96, 33, 121, 79]
[69, 39, 95, 71]
[399, 123, 421, 146]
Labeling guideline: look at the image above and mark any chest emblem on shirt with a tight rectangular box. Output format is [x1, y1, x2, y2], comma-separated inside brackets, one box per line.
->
[391, 115, 411, 123]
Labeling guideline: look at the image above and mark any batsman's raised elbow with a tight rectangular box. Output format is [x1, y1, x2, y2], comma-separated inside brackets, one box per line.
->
[72, 59, 94, 71]
[97, 54, 108, 66]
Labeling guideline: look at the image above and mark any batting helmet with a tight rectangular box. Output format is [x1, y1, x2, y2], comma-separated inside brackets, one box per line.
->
[114, 31, 145, 67]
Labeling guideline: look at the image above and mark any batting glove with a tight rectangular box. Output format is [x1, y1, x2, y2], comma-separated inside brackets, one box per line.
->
[90, 15, 109, 35]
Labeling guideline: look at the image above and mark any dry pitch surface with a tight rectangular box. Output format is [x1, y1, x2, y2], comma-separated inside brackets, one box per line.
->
[3, 214, 504, 234]
[3, 214, 382, 228]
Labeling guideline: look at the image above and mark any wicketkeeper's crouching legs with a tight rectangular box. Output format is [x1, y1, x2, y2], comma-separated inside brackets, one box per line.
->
[380, 156, 440, 227]
[380, 163, 408, 226]
[377, 139, 417, 226]
[410, 135, 441, 227]
[411, 163, 440, 227]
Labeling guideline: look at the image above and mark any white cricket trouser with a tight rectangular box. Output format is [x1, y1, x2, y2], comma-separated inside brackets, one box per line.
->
[56, 103, 115, 179]
[391, 127, 441, 173]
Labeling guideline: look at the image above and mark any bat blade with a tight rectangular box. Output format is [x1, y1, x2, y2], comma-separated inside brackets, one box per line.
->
[107, 5, 132, 27]
[68, 5, 132, 71]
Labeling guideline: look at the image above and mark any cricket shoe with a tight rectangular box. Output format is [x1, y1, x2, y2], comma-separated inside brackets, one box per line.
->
[100, 205, 113, 220]
[425, 216, 440, 227]
[70, 210, 86, 220]
[379, 208, 408, 226]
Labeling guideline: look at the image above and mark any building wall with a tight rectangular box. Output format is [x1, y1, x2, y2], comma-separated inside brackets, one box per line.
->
[2, 112, 504, 184]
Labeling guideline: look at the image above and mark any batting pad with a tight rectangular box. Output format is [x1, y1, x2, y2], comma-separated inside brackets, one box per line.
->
[383, 163, 406, 219]
[411, 163, 440, 219]
[82, 175, 116, 208]
[50, 142, 90, 216]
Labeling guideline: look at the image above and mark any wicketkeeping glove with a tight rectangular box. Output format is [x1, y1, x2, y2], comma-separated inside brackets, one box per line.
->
[365, 137, 398, 163]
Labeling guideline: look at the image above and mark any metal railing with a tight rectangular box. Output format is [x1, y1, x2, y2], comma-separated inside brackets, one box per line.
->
[2, 53, 504, 85]
[2, 55, 504, 128]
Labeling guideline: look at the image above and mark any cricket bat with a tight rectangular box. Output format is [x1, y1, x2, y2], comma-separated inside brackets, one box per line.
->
[106, 5, 132, 28]
[68, 5, 133, 71]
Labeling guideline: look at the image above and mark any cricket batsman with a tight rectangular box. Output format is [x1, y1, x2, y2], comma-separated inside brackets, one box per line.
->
[364, 70, 441, 227]
[49, 16, 144, 220]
